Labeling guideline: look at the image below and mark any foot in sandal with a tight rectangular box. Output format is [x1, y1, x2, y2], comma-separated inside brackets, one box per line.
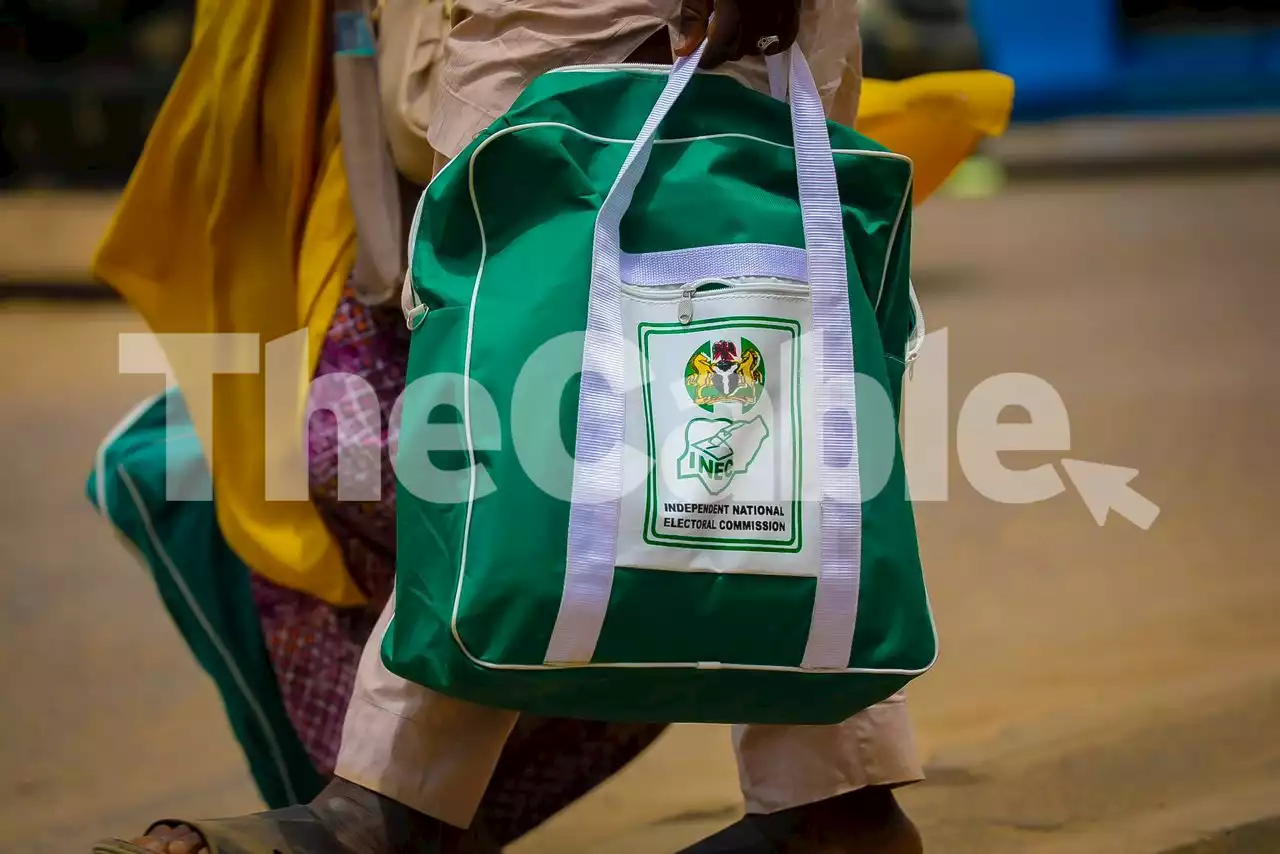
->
[96, 778, 474, 854]
[677, 786, 924, 854]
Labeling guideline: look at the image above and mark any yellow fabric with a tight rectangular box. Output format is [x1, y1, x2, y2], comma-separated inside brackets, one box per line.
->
[94, 0, 364, 606]
[856, 71, 1015, 205]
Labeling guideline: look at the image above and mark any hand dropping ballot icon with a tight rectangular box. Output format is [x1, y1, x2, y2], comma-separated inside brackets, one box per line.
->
[677, 416, 771, 495]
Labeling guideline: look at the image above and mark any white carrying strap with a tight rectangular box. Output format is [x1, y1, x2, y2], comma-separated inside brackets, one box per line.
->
[544, 41, 709, 665]
[546, 46, 864, 670]
[766, 53, 790, 102]
[781, 49, 864, 670]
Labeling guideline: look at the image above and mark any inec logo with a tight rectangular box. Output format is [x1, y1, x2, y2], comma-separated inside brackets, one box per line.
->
[678, 338, 772, 494]
[677, 416, 770, 495]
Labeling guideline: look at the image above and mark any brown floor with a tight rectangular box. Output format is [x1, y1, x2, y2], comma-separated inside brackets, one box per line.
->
[3, 167, 1279, 853]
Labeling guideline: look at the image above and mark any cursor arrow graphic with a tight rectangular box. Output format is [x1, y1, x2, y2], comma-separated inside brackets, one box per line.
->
[1060, 459, 1160, 530]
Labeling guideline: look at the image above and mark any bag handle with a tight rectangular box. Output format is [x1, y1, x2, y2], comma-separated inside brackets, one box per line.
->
[548, 45, 864, 671]
[767, 52, 790, 102]
[543, 42, 710, 666]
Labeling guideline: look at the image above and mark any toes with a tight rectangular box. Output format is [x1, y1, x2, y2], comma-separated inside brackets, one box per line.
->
[168, 830, 207, 854]
[128, 824, 206, 854]
[129, 825, 173, 853]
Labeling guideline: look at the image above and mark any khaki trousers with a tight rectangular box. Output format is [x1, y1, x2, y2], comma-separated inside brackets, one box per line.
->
[426, 0, 866, 160]
[335, 594, 922, 828]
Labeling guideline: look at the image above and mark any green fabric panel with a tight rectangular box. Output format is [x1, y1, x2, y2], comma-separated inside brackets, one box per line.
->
[390, 65, 935, 724]
[592, 569, 815, 665]
[87, 391, 322, 807]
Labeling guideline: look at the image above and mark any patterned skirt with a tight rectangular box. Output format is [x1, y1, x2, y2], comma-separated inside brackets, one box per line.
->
[250, 287, 666, 842]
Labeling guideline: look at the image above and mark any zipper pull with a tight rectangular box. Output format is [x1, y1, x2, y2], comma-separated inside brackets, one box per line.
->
[678, 285, 696, 325]
[675, 286, 696, 327]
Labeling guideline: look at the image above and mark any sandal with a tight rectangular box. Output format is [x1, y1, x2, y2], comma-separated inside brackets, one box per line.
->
[92, 806, 354, 854]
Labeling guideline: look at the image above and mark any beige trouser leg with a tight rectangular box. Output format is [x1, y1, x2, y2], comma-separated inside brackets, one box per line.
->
[335, 593, 923, 828]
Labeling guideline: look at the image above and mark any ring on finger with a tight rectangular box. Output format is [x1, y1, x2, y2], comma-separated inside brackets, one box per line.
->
[756, 34, 781, 54]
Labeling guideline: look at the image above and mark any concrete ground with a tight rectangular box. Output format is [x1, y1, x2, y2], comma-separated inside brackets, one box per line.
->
[2, 164, 1279, 853]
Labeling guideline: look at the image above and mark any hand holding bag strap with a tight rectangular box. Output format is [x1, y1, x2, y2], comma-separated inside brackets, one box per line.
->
[334, 0, 406, 307]
[547, 46, 864, 670]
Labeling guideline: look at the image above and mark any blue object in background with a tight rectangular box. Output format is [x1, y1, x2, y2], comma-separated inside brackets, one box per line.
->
[969, 0, 1280, 119]
[334, 10, 377, 57]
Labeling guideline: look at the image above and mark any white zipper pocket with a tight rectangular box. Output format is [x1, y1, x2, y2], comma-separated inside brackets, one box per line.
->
[621, 277, 809, 326]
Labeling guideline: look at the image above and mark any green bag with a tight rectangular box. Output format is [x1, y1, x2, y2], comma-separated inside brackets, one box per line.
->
[390, 45, 937, 724]
[87, 391, 323, 807]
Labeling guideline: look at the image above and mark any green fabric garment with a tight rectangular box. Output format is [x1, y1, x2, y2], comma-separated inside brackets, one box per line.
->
[87, 391, 323, 807]
[390, 52, 936, 724]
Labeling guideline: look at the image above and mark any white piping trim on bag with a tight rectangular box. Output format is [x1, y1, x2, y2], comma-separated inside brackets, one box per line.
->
[401, 184, 430, 328]
[544, 61, 908, 319]
[401, 147, 466, 328]
[434, 72, 933, 677]
[404, 61, 916, 325]
[906, 281, 926, 365]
